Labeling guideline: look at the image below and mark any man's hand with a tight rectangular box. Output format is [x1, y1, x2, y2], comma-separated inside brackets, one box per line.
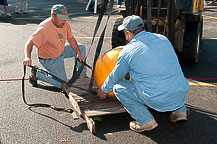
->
[97, 88, 107, 100]
[23, 57, 32, 66]
[23, 38, 34, 67]
[77, 53, 84, 62]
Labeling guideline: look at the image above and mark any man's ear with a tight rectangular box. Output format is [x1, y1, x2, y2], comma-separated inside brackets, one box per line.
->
[127, 31, 135, 41]
[51, 13, 55, 18]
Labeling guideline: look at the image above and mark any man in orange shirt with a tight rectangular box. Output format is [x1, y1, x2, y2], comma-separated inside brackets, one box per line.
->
[23, 4, 86, 89]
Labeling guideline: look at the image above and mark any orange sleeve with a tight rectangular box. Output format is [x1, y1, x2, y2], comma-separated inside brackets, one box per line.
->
[66, 22, 74, 39]
[30, 27, 46, 49]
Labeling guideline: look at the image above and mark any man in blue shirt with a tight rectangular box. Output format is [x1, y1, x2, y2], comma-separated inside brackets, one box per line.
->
[97, 15, 190, 132]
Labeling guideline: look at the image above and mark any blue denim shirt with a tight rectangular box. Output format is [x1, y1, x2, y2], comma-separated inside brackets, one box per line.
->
[101, 31, 190, 112]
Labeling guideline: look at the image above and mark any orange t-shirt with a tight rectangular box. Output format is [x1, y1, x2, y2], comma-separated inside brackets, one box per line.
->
[31, 17, 73, 59]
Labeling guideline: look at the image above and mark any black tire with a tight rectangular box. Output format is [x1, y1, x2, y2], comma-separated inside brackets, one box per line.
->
[183, 17, 203, 63]
[112, 18, 127, 48]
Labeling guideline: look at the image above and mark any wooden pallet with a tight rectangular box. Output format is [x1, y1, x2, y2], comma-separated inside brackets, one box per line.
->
[62, 78, 126, 133]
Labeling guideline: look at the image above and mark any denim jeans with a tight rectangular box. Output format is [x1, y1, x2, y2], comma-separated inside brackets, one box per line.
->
[117, 0, 125, 5]
[113, 80, 186, 125]
[36, 43, 86, 89]
[15, 0, 28, 13]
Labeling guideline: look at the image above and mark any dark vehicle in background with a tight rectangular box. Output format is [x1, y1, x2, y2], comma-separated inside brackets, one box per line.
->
[112, 0, 204, 63]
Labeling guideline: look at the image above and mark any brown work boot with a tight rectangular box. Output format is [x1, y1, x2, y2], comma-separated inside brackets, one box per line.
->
[170, 112, 187, 122]
[130, 119, 158, 132]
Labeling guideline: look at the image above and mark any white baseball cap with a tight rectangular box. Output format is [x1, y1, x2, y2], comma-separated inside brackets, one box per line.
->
[118, 15, 144, 31]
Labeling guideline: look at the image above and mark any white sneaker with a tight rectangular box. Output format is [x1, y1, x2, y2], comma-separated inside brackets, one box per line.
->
[117, 5, 121, 8]
[6, 12, 12, 17]
[14, 10, 21, 14]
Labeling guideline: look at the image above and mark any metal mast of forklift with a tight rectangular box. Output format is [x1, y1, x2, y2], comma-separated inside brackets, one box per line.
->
[126, 0, 177, 46]
[167, 0, 175, 46]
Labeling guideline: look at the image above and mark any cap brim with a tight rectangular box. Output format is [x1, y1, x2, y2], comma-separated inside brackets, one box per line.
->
[118, 25, 125, 31]
[57, 14, 69, 21]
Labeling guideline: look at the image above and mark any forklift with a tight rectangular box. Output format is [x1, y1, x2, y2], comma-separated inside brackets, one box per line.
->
[112, 0, 204, 63]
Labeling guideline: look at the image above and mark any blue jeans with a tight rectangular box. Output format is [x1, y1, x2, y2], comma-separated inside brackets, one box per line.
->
[117, 0, 125, 5]
[113, 80, 186, 125]
[36, 43, 86, 89]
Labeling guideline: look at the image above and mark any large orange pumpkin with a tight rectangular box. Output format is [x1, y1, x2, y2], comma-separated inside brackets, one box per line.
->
[94, 46, 124, 96]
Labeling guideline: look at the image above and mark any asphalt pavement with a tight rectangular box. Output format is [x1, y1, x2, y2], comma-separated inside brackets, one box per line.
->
[0, 0, 217, 144]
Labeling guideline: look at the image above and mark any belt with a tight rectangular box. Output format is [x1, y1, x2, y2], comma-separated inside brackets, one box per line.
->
[38, 57, 47, 60]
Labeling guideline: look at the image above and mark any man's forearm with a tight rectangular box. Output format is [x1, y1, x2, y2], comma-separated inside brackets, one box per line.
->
[68, 37, 81, 55]
[23, 38, 34, 66]
[24, 38, 33, 58]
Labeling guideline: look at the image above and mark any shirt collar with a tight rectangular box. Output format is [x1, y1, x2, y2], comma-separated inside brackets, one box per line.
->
[133, 30, 146, 40]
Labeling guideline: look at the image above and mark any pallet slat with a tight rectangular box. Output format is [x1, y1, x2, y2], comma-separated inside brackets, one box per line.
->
[62, 78, 126, 133]
[68, 78, 126, 116]
[85, 107, 126, 117]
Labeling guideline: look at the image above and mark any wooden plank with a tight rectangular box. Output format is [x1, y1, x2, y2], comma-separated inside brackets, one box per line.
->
[69, 77, 92, 87]
[62, 78, 126, 133]
[85, 107, 126, 117]
[84, 114, 95, 133]
[80, 99, 123, 110]
[66, 78, 126, 114]
[68, 92, 83, 116]
[71, 92, 98, 100]
[68, 90, 125, 115]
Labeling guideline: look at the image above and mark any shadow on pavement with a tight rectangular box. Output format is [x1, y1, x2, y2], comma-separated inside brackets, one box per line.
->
[29, 107, 89, 133]
[34, 84, 63, 93]
[92, 106, 217, 143]
[94, 112, 132, 140]
[144, 106, 217, 144]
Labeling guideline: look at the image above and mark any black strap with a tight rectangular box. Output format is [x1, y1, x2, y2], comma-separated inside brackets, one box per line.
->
[67, 59, 84, 85]
[125, 0, 131, 16]
[67, 0, 113, 87]
[147, 0, 152, 32]
[22, 65, 75, 115]
[22, 65, 51, 107]
[67, 59, 92, 85]
[89, 0, 114, 90]
[85, 0, 109, 59]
